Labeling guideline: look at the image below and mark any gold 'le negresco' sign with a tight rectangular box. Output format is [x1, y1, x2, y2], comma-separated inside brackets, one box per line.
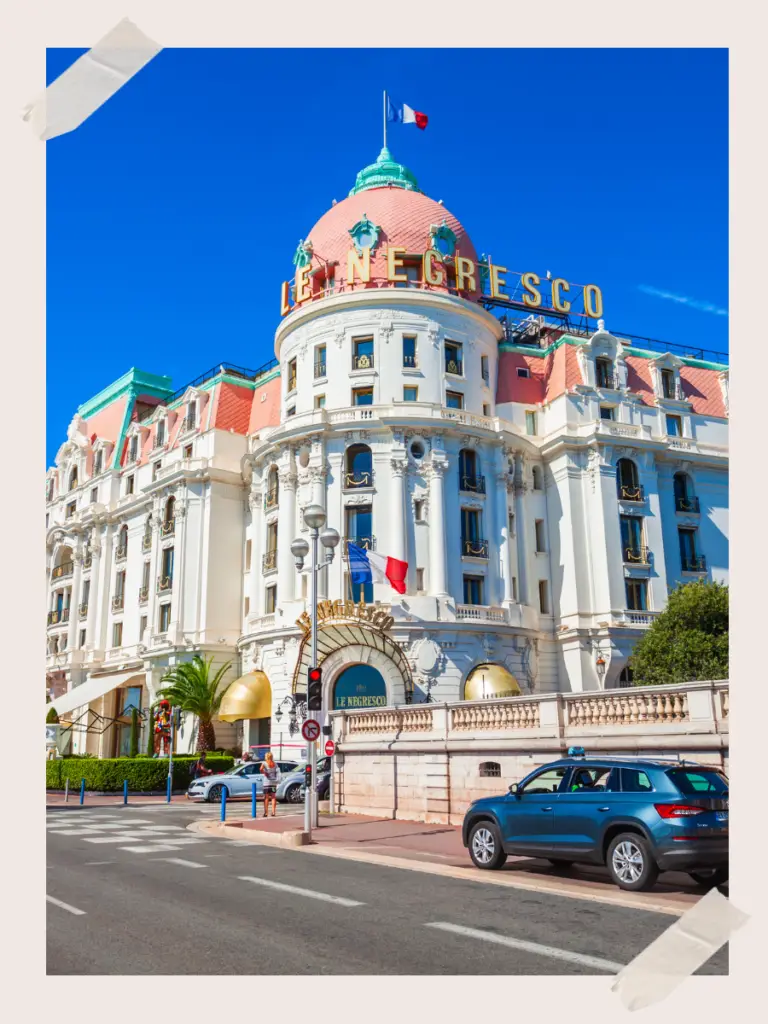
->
[281, 245, 603, 320]
[296, 599, 394, 637]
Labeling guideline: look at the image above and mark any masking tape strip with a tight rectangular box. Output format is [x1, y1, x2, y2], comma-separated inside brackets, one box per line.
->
[22, 18, 162, 141]
[612, 888, 748, 1010]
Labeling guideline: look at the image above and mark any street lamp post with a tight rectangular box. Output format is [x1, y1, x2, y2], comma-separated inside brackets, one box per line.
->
[291, 505, 339, 838]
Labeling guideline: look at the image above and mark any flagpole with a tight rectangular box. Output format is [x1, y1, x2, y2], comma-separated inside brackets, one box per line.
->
[383, 90, 387, 150]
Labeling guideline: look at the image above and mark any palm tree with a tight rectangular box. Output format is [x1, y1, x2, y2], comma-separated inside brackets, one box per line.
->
[156, 655, 233, 752]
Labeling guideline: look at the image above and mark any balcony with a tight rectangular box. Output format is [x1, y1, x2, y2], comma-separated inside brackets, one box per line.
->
[115, 543, 128, 562]
[661, 381, 684, 401]
[157, 575, 173, 594]
[78, 602, 88, 618]
[344, 536, 375, 555]
[681, 554, 707, 573]
[160, 518, 175, 537]
[152, 435, 166, 449]
[111, 594, 124, 613]
[51, 561, 74, 581]
[595, 367, 618, 389]
[344, 470, 373, 490]
[676, 495, 700, 513]
[456, 604, 506, 624]
[139, 585, 149, 604]
[182, 416, 196, 433]
[142, 532, 152, 552]
[314, 361, 326, 378]
[623, 545, 650, 565]
[460, 474, 486, 495]
[617, 484, 645, 502]
[352, 352, 374, 371]
[462, 538, 489, 559]
[262, 550, 278, 573]
[403, 354, 418, 368]
[47, 608, 70, 626]
[264, 487, 279, 511]
[445, 357, 463, 376]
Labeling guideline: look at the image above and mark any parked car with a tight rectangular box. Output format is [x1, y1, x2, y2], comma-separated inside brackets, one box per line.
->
[187, 760, 299, 803]
[462, 749, 729, 891]
[298, 757, 331, 802]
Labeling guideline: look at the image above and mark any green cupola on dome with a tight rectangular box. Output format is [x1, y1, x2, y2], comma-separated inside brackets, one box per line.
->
[348, 147, 420, 196]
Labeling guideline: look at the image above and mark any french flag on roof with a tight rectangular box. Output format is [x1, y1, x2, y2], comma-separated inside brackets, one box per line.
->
[347, 542, 408, 595]
[386, 94, 428, 131]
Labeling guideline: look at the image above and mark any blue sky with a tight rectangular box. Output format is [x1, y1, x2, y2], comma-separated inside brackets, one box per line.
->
[46, 47, 727, 464]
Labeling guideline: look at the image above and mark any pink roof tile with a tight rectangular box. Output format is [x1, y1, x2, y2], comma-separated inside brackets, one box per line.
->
[212, 381, 253, 435]
[680, 366, 726, 417]
[248, 376, 281, 433]
[82, 397, 128, 446]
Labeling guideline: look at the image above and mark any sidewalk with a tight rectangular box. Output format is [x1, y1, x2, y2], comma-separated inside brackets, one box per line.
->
[196, 811, 709, 916]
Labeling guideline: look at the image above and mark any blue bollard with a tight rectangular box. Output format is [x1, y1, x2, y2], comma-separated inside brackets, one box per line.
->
[79, 778, 85, 805]
[220, 788, 227, 822]
[166, 775, 172, 803]
[251, 782, 258, 819]
[123, 779, 128, 805]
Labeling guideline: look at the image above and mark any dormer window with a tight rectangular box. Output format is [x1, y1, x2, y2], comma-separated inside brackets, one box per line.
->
[129, 435, 139, 463]
[595, 358, 615, 389]
[94, 450, 103, 476]
[185, 401, 197, 431]
[156, 419, 166, 447]
[660, 368, 678, 399]
[46, 478, 55, 502]
[68, 467, 78, 491]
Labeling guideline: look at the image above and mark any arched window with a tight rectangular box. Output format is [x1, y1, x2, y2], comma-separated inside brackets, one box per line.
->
[618, 665, 634, 687]
[674, 472, 699, 512]
[68, 467, 78, 491]
[459, 449, 484, 493]
[265, 465, 279, 510]
[532, 466, 543, 491]
[117, 524, 128, 558]
[345, 444, 373, 488]
[616, 459, 642, 501]
[162, 496, 176, 536]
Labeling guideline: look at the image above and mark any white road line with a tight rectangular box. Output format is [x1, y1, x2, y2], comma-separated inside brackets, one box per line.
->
[119, 844, 182, 853]
[46, 895, 86, 916]
[131, 825, 186, 832]
[154, 838, 208, 846]
[82, 836, 144, 844]
[425, 923, 624, 974]
[157, 858, 208, 868]
[84, 861, 114, 866]
[47, 829, 104, 836]
[238, 876, 365, 907]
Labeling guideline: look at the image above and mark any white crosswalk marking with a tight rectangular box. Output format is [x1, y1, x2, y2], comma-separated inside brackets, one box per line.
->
[48, 829, 104, 836]
[119, 845, 182, 853]
[158, 858, 207, 868]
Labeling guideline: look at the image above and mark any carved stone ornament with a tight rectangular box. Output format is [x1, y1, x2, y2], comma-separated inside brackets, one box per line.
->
[344, 493, 375, 506]
[391, 456, 408, 477]
[379, 320, 394, 343]
[428, 324, 440, 348]
[334, 325, 345, 349]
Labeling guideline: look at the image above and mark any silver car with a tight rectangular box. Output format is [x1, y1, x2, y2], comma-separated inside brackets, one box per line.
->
[187, 760, 299, 803]
[277, 757, 329, 804]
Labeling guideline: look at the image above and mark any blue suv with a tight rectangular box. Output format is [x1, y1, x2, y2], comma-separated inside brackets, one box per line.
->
[462, 749, 728, 891]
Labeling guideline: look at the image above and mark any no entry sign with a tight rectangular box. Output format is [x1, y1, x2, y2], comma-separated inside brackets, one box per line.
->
[301, 719, 320, 742]
[325, 739, 335, 756]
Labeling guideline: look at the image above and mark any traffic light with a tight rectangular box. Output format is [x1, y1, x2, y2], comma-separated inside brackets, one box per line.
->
[307, 666, 322, 711]
[304, 763, 312, 785]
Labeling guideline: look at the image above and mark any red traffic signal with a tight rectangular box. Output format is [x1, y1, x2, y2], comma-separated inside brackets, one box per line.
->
[307, 666, 322, 711]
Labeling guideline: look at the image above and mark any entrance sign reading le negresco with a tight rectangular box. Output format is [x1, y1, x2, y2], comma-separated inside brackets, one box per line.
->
[280, 245, 603, 321]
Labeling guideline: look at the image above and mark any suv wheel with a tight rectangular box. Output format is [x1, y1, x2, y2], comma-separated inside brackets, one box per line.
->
[468, 821, 507, 870]
[689, 868, 728, 888]
[607, 833, 659, 891]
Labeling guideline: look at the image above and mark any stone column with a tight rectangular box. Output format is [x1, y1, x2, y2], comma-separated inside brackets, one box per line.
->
[496, 466, 514, 606]
[248, 486, 262, 620]
[428, 457, 449, 597]
[390, 456, 408, 567]
[85, 531, 101, 649]
[309, 463, 328, 599]
[277, 468, 298, 606]
[67, 547, 83, 651]
[170, 498, 188, 637]
[514, 454, 531, 606]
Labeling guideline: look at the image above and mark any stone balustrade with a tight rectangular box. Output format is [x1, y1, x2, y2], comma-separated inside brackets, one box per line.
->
[451, 701, 540, 731]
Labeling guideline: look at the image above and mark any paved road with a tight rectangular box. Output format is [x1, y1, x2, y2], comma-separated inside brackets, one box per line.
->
[46, 805, 729, 976]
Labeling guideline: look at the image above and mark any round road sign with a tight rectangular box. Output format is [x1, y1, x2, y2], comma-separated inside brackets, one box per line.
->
[325, 739, 335, 757]
[301, 719, 321, 742]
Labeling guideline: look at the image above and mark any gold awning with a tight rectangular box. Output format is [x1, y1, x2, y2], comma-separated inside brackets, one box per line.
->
[463, 663, 522, 701]
[218, 671, 272, 722]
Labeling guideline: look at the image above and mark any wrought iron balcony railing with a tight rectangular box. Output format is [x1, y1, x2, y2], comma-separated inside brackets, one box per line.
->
[262, 549, 278, 573]
[617, 483, 645, 502]
[462, 538, 489, 559]
[157, 575, 173, 594]
[142, 532, 152, 552]
[152, 435, 166, 449]
[344, 470, 373, 489]
[111, 594, 124, 612]
[352, 352, 374, 370]
[51, 561, 74, 580]
[403, 354, 417, 368]
[445, 357, 463, 376]
[47, 608, 70, 626]
[161, 518, 175, 537]
[675, 495, 700, 513]
[661, 381, 684, 400]
[681, 554, 707, 572]
[623, 545, 650, 564]
[264, 486, 279, 511]
[596, 366, 618, 389]
[344, 536, 375, 555]
[115, 543, 128, 562]
[139, 585, 149, 604]
[182, 416, 195, 432]
[78, 602, 88, 618]
[460, 474, 486, 495]
[314, 361, 326, 378]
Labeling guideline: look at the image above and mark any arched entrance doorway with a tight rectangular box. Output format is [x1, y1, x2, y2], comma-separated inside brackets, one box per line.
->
[333, 664, 388, 710]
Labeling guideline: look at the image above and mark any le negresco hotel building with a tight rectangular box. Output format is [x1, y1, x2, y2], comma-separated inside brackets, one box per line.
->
[46, 148, 729, 755]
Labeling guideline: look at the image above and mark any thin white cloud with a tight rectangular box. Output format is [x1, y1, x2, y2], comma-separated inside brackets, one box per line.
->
[638, 285, 728, 317]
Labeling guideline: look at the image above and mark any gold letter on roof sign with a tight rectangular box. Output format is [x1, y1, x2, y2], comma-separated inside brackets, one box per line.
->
[552, 278, 571, 313]
[455, 254, 476, 292]
[422, 248, 445, 287]
[347, 246, 371, 286]
[489, 263, 508, 299]
[584, 283, 603, 319]
[387, 246, 408, 282]
[522, 272, 542, 308]
[280, 281, 292, 316]
[295, 262, 312, 303]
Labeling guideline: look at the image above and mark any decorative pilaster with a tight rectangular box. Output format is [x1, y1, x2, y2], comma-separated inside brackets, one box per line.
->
[85, 530, 102, 650]
[277, 468, 298, 606]
[67, 548, 83, 651]
[428, 457, 449, 596]
[170, 499, 188, 636]
[248, 488, 262, 619]
[514, 453, 531, 606]
[390, 457, 408, 568]
[496, 467, 514, 605]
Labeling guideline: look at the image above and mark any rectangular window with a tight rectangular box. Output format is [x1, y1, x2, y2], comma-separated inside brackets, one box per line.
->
[352, 336, 374, 370]
[244, 596, 250, 617]
[82, 579, 90, 605]
[265, 585, 277, 614]
[678, 528, 701, 571]
[94, 451, 103, 475]
[600, 406, 614, 420]
[535, 519, 546, 552]
[79, 629, 86, 649]
[267, 521, 278, 552]
[661, 369, 675, 399]
[666, 414, 682, 437]
[446, 390, 464, 410]
[512, 576, 518, 601]
[129, 436, 138, 462]
[508, 511, 515, 536]
[481, 355, 489, 383]
[245, 539, 252, 571]
[517, 366, 530, 379]
[416, 568, 424, 592]
[595, 358, 614, 389]
[112, 621, 123, 648]
[445, 341, 463, 375]
[90, 487, 98, 503]
[461, 508, 481, 542]
[142, 561, 150, 588]
[286, 406, 296, 418]
[157, 419, 165, 445]
[187, 401, 197, 428]
[152, 462, 161, 481]
[115, 570, 126, 598]
[183, 444, 193, 459]
[159, 603, 171, 633]
[314, 394, 326, 409]
[621, 768, 653, 792]
[288, 357, 297, 392]
[402, 335, 417, 368]
[126, 475, 134, 496]
[463, 574, 484, 605]
[482, 403, 490, 417]
[66, 501, 76, 519]
[620, 515, 644, 561]
[625, 579, 648, 611]
[525, 411, 537, 435]
[345, 505, 372, 546]
[140, 615, 147, 637]
[161, 547, 174, 579]
[414, 499, 425, 522]
[403, 386, 418, 402]
[314, 344, 326, 378]
[538, 579, 550, 614]
[352, 387, 373, 406]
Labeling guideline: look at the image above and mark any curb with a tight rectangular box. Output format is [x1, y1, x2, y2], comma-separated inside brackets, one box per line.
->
[188, 821, 689, 917]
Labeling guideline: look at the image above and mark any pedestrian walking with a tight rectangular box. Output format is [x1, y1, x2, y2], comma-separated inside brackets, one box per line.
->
[190, 752, 212, 781]
[260, 751, 281, 817]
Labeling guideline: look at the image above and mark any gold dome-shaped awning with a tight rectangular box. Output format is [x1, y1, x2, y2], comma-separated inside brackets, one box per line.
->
[463, 663, 521, 701]
[218, 671, 272, 722]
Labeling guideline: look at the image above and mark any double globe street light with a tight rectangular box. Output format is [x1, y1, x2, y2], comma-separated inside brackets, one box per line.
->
[291, 505, 340, 836]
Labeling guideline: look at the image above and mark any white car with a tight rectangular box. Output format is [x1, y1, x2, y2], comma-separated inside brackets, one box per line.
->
[187, 760, 299, 802]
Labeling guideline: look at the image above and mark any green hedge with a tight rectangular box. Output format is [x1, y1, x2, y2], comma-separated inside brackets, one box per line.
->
[46, 756, 235, 791]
